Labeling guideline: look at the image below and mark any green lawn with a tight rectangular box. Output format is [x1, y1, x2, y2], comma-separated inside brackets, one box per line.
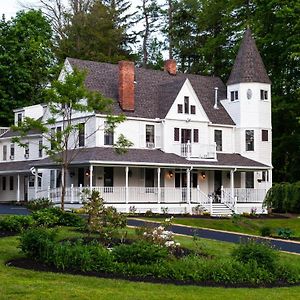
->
[140, 216, 300, 238]
[1, 227, 300, 299]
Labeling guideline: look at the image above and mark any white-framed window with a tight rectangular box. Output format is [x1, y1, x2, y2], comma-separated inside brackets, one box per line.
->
[230, 90, 239, 101]
[245, 130, 254, 151]
[3, 145, 7, 161]
[78, 123, 85, 147]
[17, 113, 22, 125]
[146, 125, 155, 148]
[214, 130, 222, 151]
[260, 89, 268, 100]
[104, 122, 114, 145]
[10, 144, 15, 160]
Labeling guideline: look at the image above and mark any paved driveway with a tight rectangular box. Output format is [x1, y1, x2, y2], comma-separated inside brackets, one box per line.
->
[127, 218, 300, 255]
[0, 204, 30, 215]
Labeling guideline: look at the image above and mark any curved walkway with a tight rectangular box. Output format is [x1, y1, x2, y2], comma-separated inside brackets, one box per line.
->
[127, 218, 300, 255]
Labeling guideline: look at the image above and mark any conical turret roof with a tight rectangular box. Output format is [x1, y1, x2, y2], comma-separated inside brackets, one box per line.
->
[227, 28, 271, 85]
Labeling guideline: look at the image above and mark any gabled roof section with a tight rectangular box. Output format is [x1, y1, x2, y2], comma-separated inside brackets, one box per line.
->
[227, 28, 271, 85]
[67, 58, 235, 125]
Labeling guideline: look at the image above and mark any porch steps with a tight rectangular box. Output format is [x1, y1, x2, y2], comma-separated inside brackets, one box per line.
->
[211, 203, 233, 217]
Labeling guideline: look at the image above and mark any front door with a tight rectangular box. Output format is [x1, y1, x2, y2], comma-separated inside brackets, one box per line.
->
[214, 171, 222, 203]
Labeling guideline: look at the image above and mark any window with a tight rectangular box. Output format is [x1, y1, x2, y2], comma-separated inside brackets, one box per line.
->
[38, 173, 42, 187]
[191, 105, 196, 114]
[260, 89, 268, 100]
[29, 176, 35, 187]
[175, 172, 180, 188]
[3, 145, 7, 161]
[50, 128, 56, 150]
[184, 96, 189, 114]
[146, 125, 155, 148]
[50, 170, 55, 189]
[230, 90, 239, 101]
[104, 167, 114, 187]
[39, 140, 43, 158]
[262, 130, 268, 141]
[177, 104, 183, 113]
[56, 170, 61, 188]
[9, 176, 14, 190]
[17, 113, 22, 125]
[104, 122, 114, 145]
[145, 168, 155, 188]
[193, 129, 199, 143]
[24, 142, 29, 158]
[261, 171, 268, 182]
[10, 144, 15, 160]
[78, 123, 85, 147]
[214, 130, 222, 151]
[245, 130, 254, 151]
[56, 126, 62, 145]
[174, 128, 179, 142]
[2, 177, 6, 191]
[246, 172, 254, 188]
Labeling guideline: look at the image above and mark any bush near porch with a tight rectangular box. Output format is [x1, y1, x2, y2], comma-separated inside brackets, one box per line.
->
[264, 182, 300, 213]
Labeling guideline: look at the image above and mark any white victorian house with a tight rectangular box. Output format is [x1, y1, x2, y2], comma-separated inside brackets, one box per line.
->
[0, 29, 272, 215]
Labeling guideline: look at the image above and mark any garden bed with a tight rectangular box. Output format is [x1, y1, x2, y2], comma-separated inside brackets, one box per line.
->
[7, 257, 300, 288]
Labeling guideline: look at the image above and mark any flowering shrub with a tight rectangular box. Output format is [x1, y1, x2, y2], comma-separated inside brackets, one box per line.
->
[141, 217, 180, 252]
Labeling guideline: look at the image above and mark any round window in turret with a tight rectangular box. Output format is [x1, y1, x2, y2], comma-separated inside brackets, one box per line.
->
[247, 89, 252, 99]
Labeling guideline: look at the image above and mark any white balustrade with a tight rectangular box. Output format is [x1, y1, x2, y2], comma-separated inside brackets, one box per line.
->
[223, 188, 267, 203]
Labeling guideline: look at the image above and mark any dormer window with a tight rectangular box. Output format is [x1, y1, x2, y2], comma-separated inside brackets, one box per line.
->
[230, 91, 239, 101]
[177, 104, 183, 113]
[17, 113, 22, 125]
[260, 89, 268, 100]
[184, 96, 189, 114]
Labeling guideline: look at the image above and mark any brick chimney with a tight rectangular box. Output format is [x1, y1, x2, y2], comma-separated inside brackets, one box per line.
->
[164, 59, 177, 75]
[118, 61, 135, 111]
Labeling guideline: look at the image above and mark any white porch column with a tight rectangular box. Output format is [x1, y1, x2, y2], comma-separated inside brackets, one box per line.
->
[157, 167, 161, 213]
[186, 168, 191, 213]
[125, 166, 129, 211]
[17, 174, 20, 202]
[89, 165, 93, 191]
[34, 168, 38, 199]
[230, 169, 236, 213]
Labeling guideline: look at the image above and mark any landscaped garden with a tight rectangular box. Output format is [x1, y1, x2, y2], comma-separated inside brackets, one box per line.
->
[1, 193, 300, 299]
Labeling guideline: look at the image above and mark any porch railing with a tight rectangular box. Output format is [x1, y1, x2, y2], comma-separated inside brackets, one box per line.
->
[223, 188, 267, 203]
[175, 142, 217, 159]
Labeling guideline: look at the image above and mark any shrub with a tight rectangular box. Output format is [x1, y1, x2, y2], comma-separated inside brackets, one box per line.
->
[232, 238, 278, 271]
[32, 210, 60, 227]
[264, 182, 300, 213]
[26, 198, 53, 211]
[82, 190, 126, 238]
[19, 227, 57, 260]
[112, 241, 169, 265]
[0, 215, 34, 232]
[260, 226, 272, 237]
[277, 228, 294, 239]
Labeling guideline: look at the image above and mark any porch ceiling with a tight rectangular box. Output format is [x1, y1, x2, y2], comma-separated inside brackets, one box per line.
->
[31, 147, 270, 170]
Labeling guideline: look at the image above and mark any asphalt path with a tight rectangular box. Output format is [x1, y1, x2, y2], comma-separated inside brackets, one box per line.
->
[127, 218, 300, 255]
[1, 204, 300, 255]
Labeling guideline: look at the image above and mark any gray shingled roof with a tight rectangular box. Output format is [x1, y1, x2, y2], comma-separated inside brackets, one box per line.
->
[227, 28, 271, 85]
[0, 160, 41, 174]
[33, 147, 269, 169]
[0, 129, 42, 139]
[67, 58, 235, 125]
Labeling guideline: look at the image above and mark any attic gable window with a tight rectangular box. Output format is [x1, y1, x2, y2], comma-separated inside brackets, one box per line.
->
[260, 89, 268, 100]
[191, 105, 196, 114]
[231, 91, 239, 101]
[177, 104, 183, 113]
[184, 96, 189, 114]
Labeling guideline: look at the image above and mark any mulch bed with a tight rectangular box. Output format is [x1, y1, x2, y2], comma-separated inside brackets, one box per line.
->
[0, 231, 18, 238]
[6, 257, 300, 288]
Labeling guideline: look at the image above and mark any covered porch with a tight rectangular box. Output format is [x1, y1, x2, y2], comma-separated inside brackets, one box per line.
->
[36, 149, 270, 214]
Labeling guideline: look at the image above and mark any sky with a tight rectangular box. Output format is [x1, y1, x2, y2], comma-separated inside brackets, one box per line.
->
[0, 0, 142, 19]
